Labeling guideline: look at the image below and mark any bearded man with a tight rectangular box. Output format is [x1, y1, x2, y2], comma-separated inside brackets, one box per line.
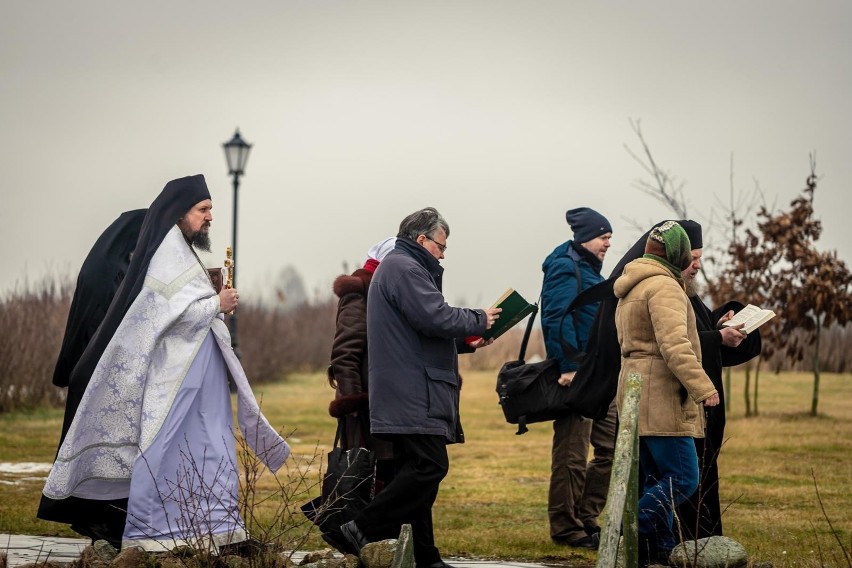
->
[675, 223, 760, 541]
[39, 175, 288, 551]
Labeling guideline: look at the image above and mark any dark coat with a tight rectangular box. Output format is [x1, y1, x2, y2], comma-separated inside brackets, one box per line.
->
[53, 209, 146, 388]
[366, 238, 486, 443]
[677, 296, 761, 540]
[327, 268, 393, 460]
[541, 241, 604, 373]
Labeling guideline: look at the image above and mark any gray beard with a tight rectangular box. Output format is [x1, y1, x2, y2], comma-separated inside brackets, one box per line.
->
[191, 230, 212, 252]
[685, 278, 700, 298]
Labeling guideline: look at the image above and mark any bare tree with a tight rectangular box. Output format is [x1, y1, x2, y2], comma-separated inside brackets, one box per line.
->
[626, 121, 769, 416]
[746, 157, 851, 416]
[706, 156, 769, 417]
[625, 118, 690, 220]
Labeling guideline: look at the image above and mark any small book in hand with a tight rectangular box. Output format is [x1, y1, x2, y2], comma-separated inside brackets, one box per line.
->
[478, 288, 536, 341]
[208, 268, 224, 293]
[722, 303, 776, 334]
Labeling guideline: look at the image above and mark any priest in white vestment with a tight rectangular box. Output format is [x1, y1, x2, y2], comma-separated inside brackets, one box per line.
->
[39, 175, 289, 551]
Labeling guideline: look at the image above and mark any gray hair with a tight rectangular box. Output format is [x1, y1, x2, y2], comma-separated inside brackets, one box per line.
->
[397, 207, 450, 241]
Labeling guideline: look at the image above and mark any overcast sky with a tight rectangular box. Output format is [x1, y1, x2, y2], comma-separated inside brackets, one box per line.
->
[2, 1, 850, 309]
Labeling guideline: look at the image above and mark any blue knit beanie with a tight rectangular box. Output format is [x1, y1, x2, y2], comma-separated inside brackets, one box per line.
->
[565, 207, 612, 243]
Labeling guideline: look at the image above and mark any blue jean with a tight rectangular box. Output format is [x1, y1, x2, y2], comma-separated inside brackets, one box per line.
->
[638, 436, 699, 554]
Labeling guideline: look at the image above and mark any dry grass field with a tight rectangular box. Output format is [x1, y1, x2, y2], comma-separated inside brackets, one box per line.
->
[1, 369, 850, 567]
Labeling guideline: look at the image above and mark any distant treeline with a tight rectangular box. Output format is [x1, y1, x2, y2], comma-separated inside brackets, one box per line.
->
[0, 276, 848, 413]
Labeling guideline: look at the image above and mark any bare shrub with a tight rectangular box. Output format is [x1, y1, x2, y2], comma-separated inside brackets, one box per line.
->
[114, 426, 322, 566]
[0, 273, 336, 412]
[765, 324, 851, 374]
[236, 431, 323, 560]
[238, 300, 336, 383]
[0, 277, 71, 412]
[5, 270, 845, 417]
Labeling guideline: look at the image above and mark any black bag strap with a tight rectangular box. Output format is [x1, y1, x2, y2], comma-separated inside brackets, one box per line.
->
[558, 272, 617, 364]
[557, 260, 584, 362]
[516, 300, 540, 363]
[332, 418, 346, 450]
[518, 267, 594, 364]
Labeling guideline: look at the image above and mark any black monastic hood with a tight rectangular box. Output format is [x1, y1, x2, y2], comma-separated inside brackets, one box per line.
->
[52, 209, 147, 387]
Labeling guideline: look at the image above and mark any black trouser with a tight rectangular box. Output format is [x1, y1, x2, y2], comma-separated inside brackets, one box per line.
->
[354, 434, 449, 567]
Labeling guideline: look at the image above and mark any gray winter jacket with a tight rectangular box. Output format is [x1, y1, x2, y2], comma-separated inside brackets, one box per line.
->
[367, 237, 486, 442]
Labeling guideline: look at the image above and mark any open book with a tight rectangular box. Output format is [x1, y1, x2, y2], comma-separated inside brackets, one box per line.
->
[480, 288, 536, 341]
[722, 303, 776, 334]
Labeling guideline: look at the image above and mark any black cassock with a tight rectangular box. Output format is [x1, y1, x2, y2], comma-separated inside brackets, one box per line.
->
[676, 298, 761, 541]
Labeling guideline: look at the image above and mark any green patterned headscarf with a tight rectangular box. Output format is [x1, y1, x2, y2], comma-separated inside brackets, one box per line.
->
[643, 220, 692, 283]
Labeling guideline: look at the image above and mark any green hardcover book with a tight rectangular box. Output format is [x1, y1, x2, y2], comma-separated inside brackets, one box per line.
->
[481, 288, 536, 341]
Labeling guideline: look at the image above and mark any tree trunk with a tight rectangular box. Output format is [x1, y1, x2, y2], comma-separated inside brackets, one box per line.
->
[811, 322, 822, 416]
[744, 369, 752, 417]
[753, 365, 760, 416]
[754, 355, 762, 417]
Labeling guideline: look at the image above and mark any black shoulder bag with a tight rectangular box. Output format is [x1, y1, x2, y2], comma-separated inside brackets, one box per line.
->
[300, 420, 376, 554]
[495, 302, 566, 435]
[496, 259, 619, 433]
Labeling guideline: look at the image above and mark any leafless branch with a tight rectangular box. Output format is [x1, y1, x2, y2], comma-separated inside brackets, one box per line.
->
[624, 118, 690, 219]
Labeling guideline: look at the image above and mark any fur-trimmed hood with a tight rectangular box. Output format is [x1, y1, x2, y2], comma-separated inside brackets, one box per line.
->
[333, 268, 373, 298]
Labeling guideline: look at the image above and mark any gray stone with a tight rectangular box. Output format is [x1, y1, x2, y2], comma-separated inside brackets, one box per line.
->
[300, 549, 337, 565]
[390, 525, 414, 568]
[16, 563, 67, 568]
[168, 545, 197, 559]
[299, 557, 360, 568]
[156, 558, 187, 568]
[669, 536, 748, 568]
[278, 553, 300, 568]
[90, 541, 117, 563]
[76, 545, 111, 568]
[109, 547, 148, 568]
[361, 540, 397, 568]
[339, 554, 361, 568]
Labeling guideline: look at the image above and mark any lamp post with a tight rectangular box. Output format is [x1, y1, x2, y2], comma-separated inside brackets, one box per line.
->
[223, 129, 252, 356]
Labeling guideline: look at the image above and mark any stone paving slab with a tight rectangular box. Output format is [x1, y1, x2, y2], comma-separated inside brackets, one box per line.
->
[0, 534, 554, 568]
[1, 533, 88, 567]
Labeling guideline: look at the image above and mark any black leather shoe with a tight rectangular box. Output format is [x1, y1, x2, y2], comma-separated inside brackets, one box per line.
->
[567, 532, 600, 550]
[340, 520, 369, 554]
[584, 523, 601, 536]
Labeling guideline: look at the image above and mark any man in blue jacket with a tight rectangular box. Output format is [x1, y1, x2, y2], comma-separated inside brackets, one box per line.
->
[541, 207, 614, 549]
[341, 207, 501, 568]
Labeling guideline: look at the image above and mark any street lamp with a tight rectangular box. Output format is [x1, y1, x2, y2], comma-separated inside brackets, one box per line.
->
[223, 128, 252, 356]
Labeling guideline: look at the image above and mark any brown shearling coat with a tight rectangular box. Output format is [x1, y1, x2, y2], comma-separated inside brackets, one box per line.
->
[328, 268, 393, 460]
[614, 258, 717, 437]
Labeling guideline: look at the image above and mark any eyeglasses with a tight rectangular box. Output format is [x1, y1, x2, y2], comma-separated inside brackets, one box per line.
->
[424, 235, 447, 253]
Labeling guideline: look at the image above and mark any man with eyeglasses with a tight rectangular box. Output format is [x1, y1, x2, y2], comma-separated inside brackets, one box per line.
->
[340, 207, 501, 568]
